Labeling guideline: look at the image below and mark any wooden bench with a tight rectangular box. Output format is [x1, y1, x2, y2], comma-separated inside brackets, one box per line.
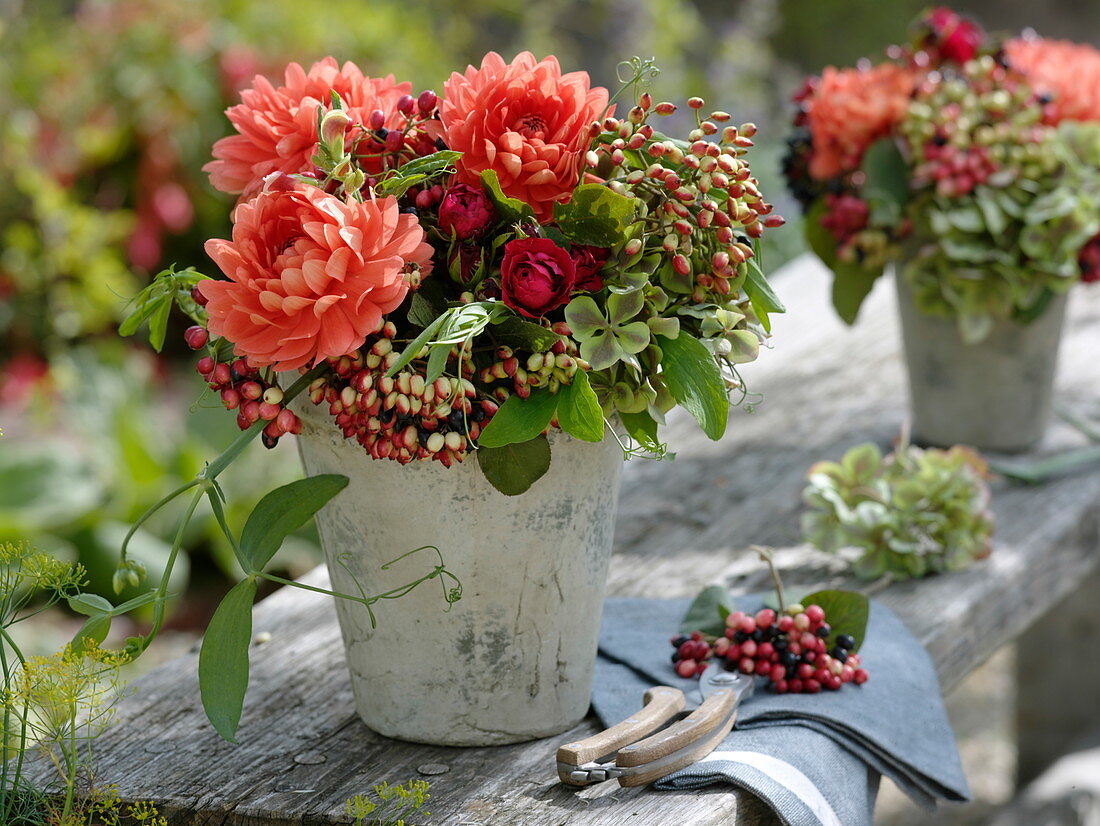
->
[39, 255, 1100, 824]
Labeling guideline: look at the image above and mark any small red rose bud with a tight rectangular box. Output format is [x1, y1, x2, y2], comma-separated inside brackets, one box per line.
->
[191, 285, 208, 307]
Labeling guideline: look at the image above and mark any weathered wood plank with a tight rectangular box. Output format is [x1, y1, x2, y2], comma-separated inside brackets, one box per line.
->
[30, 256, 1100, 825]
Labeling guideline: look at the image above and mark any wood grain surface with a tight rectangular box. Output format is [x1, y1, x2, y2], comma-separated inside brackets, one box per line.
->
[28, 256, 1100, 825]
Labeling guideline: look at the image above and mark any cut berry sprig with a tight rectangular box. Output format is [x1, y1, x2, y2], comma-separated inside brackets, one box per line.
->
[670, 548, 870, 694]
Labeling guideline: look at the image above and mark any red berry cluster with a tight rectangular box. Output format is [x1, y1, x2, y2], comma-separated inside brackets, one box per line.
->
[591, 95, 783, 304]
[819, 192, 870, 244]
[477, 328, 581, 402]
[308, 325, 499, 467]
[195, 354, 302, 449]
[912, 140, 998, 198]
[670, 603, 868, 694]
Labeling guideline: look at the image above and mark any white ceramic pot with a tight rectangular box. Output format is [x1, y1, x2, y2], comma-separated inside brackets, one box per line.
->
[293, 399, 623, 746]
[896, 273, 1068, 453]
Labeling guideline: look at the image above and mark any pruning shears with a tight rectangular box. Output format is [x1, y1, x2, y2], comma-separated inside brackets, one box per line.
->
[556, 670, 753, 788]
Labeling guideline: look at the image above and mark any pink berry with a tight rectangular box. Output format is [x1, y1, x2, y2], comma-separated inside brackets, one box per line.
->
[184, 326, 208, 349]
[738, 657, 755, 675]
[777, 616, 794, 633]
[675, 659, 696, 679]
[692, 641, 711, 660]
[726, 611, 745, 629]
[258, 402, 280, 421]
[754, 609, 776, 628]
[677, 641, 695, 660]
[854, 669, 869, 685]
[793, 613, 811, 632]
[755, 659, 772, 677]
[690, 631, 704, 642]
[241, 381, 263, 401]
[804, 679, 821, 694]
[417, 90, 438, 113]
[840, 665, 855, 683]
[774, 679, 789, 694]
[212, 363, 231, 387]
[740, 639, 757, 658]
[800, 632, 818, 650]
[757, 642, 775, 660]
[220, 388, 241, 410]
[696, 662, 709, 676]
[769, 664, 786, 683]
[789, 679, 803, 694]
[805, 605, 826, 625]
[713, 637, 730, 657]
[726, 644, 741, 661]
[196, 356, 215, 377]
[826, 676, 842, 691]
[738, 616, 756, 634]
[797, 663, 814, 680]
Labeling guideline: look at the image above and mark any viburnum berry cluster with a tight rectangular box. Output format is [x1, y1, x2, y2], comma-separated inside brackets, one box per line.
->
[784, 6, 1100, 336]
[670, 603, 867, 694]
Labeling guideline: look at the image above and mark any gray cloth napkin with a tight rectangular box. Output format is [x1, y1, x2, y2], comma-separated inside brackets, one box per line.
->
[593, 596, 970, 826]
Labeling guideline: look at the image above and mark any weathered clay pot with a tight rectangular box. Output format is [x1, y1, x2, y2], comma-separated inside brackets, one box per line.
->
[895, 273, 1068, 453]
[294, 398, 623, 746]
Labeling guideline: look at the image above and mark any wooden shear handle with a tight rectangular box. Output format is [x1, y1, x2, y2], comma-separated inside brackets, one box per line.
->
[615, 687, 737, 787]
[556, 686, 685, 784]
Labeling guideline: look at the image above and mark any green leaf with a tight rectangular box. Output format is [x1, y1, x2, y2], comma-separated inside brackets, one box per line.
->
[553, 184, 637, 246]
[491, 317, 562, 352]
[476, 435, 552, 495]
[407, 292, 439, 329]
[386, 314, 446, 376]
[861, 138, 909, 212]
[199, 578, 257, 743]
[239, 475, 349, 573]
[680, 585, 735, 637]
[426, 344, 450, 383]
[476, 388, 558, 448]
[832, 269, 881, 326]
[207, 487, 246, 572]
[556, 371, 605, 442]
[147, 297, 172, 353]
[480, 169, 534, 223]
[656, 333, 729, 440]
[804, 199, 884, 325]
[607, 290, 644, 326]
[743, 259, 785, 321]
[620, 411, 661, 450]
[801, 589, 870, 653]
[68, 593, 113, 617]
[72, 614, 112, 653]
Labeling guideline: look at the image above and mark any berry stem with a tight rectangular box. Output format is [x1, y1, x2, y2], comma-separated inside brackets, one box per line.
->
[752, 545, 786, 614]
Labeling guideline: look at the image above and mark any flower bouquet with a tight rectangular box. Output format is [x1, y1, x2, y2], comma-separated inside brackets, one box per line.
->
[784, 8, 1100, 451]
[126, 53, 784, 745]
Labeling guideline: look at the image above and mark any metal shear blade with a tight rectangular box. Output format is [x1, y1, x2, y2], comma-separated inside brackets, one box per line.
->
[556, 671, 753, 788]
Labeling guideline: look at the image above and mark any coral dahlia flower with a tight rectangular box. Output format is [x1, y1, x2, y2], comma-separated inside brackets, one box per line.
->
[441, 52, 609, 222]
[205, 58, 411, 196]
[199, 186, 432, 371]
[1004, 37, 1100, 125]
[805, 63, 915, 180]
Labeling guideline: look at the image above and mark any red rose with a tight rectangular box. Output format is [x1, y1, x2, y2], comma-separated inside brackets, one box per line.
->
[570, 245, 611, 291]
[925, 7, 983, 64]
[500, 237, 575, 318]
[438, 183, 495, 240]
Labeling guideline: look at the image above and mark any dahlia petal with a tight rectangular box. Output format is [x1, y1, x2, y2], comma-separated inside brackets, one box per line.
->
[301, 258, 329, 293]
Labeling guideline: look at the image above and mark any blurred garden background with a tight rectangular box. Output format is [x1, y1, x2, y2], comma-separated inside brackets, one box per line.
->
[0, 1, 1098, 820]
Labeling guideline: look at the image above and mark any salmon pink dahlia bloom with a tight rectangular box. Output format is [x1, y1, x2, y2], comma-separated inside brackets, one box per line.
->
[199, 186, 432, 371]
[1004, 37, 1100, 125]
[805, 64, 915, 180]
[205, 58, 411, 196]
[441, 52, 609, 222]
